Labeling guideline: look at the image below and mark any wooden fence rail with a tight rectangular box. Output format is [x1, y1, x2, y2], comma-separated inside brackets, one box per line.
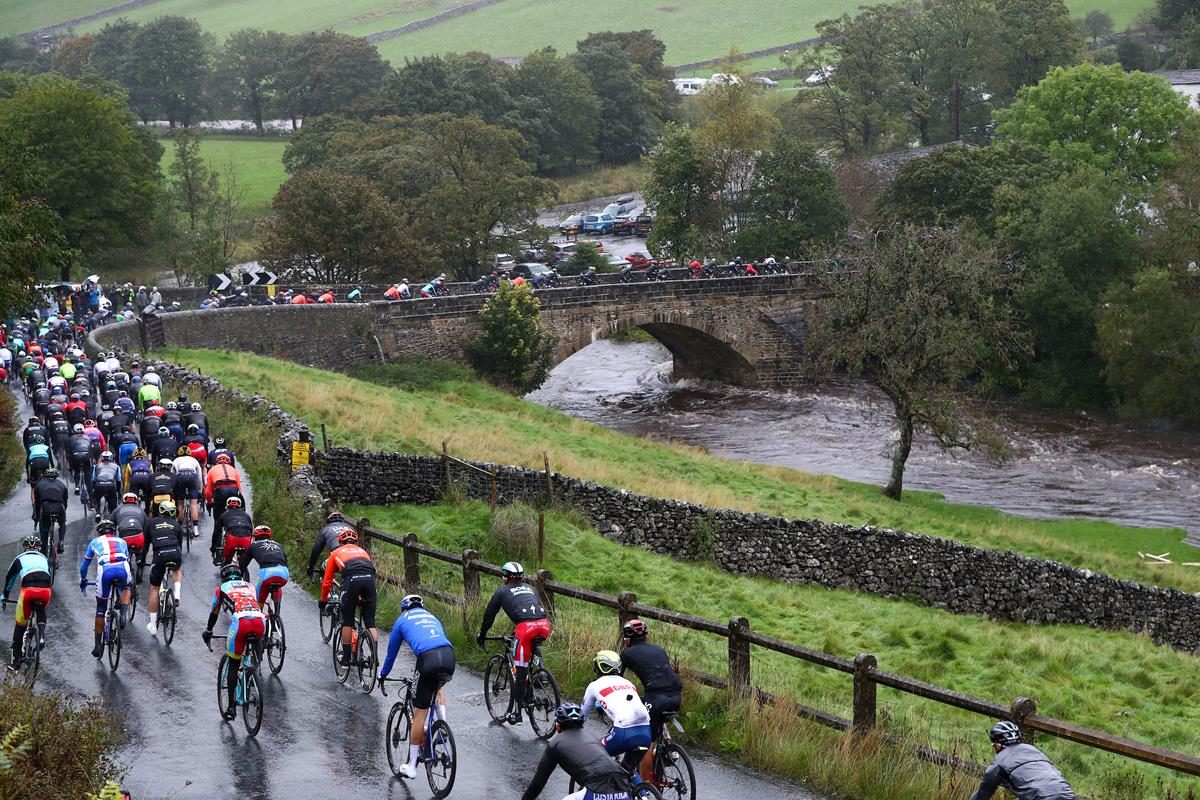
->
[355, 523, 1200, 779]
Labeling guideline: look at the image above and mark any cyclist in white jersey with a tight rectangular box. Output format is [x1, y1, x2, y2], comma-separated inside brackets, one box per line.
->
[580, 650, 652, 774]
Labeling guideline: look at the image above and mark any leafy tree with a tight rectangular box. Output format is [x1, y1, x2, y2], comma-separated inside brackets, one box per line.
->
[214, 29, 288, 135]
[1164, 15, 1200, 69]
[90, 19, 145, 115]
[275, 31, 389, 125]
[280, 114, 368, 174]
[0, 38, 49, 74]
[571, 42, 660, 163]
[576, 29, 677, 120]
[506, 48, 601, 174]
[129, 16, 213, 126]
[992, 0, 1081, 99]
[0, 76, 158, 275]
[809, 227, 1027, 500]
[1116, 38, 1160, 71]
[1079, 10, 1114, 45]
[734, 136, 849, 258]
[996, 63, 1194, 187]
[559, 242, 609, 275]
[1158, 0, 1197, 29]
[259, 168, 416, 284]
[51, 34, 94, 78]
[643, 124, 722, 264]
[927, 0, 1000, 140]
[385, 53, 514, 122]
[467, 281, 556, 393]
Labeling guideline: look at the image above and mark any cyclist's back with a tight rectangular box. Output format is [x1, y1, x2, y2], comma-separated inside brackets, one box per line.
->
[973, 742, 1076, 800]
[522, 726, 630, 800]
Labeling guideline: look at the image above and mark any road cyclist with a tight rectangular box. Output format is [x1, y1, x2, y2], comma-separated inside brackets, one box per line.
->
[477, 560, 552, 726]
[1, 536, 53, 676]
[202, 562, 266, 733]
[79, 520, 134, 660]
[144, 501, 185, 640]
[319, 528, 379, 672]
[582, 650, 653, 779]
[619, 619, 692, 794]
[970, 721, 1076, 800]
[239, 525, 289, 673]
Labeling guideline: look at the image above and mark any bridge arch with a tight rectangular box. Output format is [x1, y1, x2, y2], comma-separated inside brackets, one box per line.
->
[555, 311, 758, 387]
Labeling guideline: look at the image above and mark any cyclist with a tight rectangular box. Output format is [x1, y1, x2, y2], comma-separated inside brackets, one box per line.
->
[31, 466, 68, 556]
[320, 528, 378, 667]
[971, 721, 1076, 800]
[204, 453, 241, 519]
[213, 495, 253, 565]
[208, 436, 236, 468]
[171, 445, 203, 531]
[202, 563, 266, 719]
[48, 409, 70, 465]
[124, 447, 154, 505]
[25, 433, 54, 494]
[67, 423, 94, 497]
[114, 492, 150, 575]
[150, 459, 176, 513]
[305, 510, 355, 578]
[1, 536, 52, 672]
[149, 427, 178, 465]
[79, 520, 133, 659]
[145, 500, 184, 637]
[582, 650, 652, 775]
[136, 378, 160, 414]
[379, 594, 455, 779]
[476, 561, 550, 725]
[620, 619, 683, 780]
[238, 525, 289, 609]
[91, 451, 121, 521]
[184, 402, 208, 442]
[521, 703, 633, 800]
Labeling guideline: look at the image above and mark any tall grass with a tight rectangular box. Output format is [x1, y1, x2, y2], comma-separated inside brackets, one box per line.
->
[0, 389, 21, 498]
[552, 163, 648, 207]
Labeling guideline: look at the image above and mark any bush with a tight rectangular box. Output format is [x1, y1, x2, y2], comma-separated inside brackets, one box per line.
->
[491, 502, 538, 561]
[558, 242, 609, 275]
[466, 281, 556, 393]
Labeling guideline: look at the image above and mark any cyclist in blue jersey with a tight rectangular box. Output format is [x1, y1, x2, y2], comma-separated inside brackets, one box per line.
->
[79, 521, 133, 658]
[1, 536, 52, 671]
[379, 594, 456, 780]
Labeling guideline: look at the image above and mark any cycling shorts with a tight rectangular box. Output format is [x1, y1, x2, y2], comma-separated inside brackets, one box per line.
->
[644, 691, 682, 740]
[227, 611, 265, 659]
[513, 617, 551, 667]
[174, 472, 199, 500]
[255, 565, 289, 606]
[127, 473, 152, 496]
[222, 534, 252, 565]
[148, 557, 181, 588]
[341, 570, 377, 629]
[120, 532, 145, 556]
[16, 586, 52, 626]
[414, 645, 456, 709]
[601, 724, 652, 758]
[96, 561, 132, 602]
[27, 459, 48, 483]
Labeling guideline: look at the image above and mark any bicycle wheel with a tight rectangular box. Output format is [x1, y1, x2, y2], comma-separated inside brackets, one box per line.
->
[318, 602, 335, 644]
[107, 611, 121, 672]
[426, 719, 457, 799]
[482, 655, 512, 723]
[526, 667, 560, 740]
[385, 701, 412, 776]
[634, 783, 664, 800]
[356, 625, 377, 694]
[127, 583, 138, 625]
[266, 611, 286, 675]
[217, 656, 234, 721]
[243, 668, 264, 736]
[654, 743, 697, 800]
[161, 591, 177, 646]
[20, 632, 38, 687]
[332, 633, 351, 684]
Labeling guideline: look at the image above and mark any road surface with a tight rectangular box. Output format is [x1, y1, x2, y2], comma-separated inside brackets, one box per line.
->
[3, 390, 825, 800]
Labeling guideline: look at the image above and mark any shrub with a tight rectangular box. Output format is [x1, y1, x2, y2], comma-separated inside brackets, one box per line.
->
[491, 502, 538, 561]
[558, 243, 609, 275]
[467, 281, 556, 393]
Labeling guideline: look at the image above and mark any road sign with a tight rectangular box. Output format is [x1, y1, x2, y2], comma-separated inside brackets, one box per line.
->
[290, 440, 311, 471]
[207, 273, 232, 292]
[242, 267, 278, 286]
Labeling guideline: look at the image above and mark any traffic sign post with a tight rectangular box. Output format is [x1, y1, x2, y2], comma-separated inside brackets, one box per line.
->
[243, 266, 278, 287]
[207, 273, 233, 292]
[290, 439, 311, 472]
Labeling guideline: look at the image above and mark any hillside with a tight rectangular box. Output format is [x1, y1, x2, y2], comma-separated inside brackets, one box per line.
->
[7, 0, 1154, 67]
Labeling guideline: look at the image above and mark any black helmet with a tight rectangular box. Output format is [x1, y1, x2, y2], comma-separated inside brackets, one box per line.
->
[220, 563, 242, 582]
[214, 436, 226, 447]
[96, 519, 117, 536]
[989, 721, 1021, 747]
[554, 702, 584, 728]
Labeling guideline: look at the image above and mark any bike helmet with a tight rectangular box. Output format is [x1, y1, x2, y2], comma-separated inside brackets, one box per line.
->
[226, 496, 243, 509]
[501, 561, 524, 582]
[72, 423, 84, 433]
[96, 519, 117, 536]
[214, 436, 226, 448]
[214, 454, 232, 465]
[190, 403, 201, 412]
[177, 394, 188, 405]
[166, 401, 178, 410]
[80, 389, 90, 398]
[400, 594, 423, 611]
[989, 721, 1021, 747]
[145, 365, 155, 374]
[43, 466, 58, 479]
[187, 424, 199, 434]
[70, 393, 80, 401]
[20, 535, 40, 551]
[100, 450, 113, 462]
[220, 563, 242, 582]
[157, 500, 176, 516]
[622, 619, 648, 640]
[157, 459, 174, 470]
[176, 446, 188, 457]
[158, 428, 171, 438]
[554, 702, 585, 728]
[337, 528, 359, 545]
[122, 492, 139, 504]
[252, 524, 273, 539]
[327, 510, 347, 523]
[27, 417, 39, 426]
[593, 650, 623, 677]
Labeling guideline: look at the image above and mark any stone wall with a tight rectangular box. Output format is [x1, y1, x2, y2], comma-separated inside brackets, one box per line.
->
[314, 446, 1200, 652]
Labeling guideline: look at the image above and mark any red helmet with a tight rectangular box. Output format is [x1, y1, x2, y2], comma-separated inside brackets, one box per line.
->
[252, 524, 273, 539]
[214, 453, 232, 465]
[337, 528, 359, 546]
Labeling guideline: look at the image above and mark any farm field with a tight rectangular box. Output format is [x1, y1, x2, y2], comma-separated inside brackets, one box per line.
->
[158, 134, 287, 219]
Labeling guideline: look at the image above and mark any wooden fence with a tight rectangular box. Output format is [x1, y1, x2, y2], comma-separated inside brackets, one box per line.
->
[350, 518, 1200, 781]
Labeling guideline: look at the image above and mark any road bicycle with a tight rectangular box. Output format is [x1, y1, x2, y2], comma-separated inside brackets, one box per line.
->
[568, 745, 663, 800]
[331, 600, 377, 693]
[649, 711, 696, 800]
[380, 675, 457, 798]
[148, 562, 179, 646]
[262, 592, 286, 675]
[83, 579, 130, 672]
[0, 599, 43, 686]
[207, 633, 265, 736]
[317, 575, 341, 644]
[36, 511, 63, 581]
[481, 635, 560, 740]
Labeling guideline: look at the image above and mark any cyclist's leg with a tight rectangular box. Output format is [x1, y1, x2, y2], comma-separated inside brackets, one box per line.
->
[146, 561, 164, 632]
[339, 581, 360, 665]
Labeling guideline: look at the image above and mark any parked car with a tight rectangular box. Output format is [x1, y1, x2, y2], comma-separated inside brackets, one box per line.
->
[613, 209, 642, 236]
[558, 213, 583, 235]
[633, 214, 654, 236]
[604, 254, 630, 270]
[578, 238, 604, 252]
[510, 262, 555, 282]
[493, 253, 515, 271]
[519, 247, 547, 262]
[581, 214, 616, 234]
[601, 196, 638, 218]
[624, 252, 653, 268]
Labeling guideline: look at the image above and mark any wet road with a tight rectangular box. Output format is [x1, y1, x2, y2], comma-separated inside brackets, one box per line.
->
[3, 392, 823, 800]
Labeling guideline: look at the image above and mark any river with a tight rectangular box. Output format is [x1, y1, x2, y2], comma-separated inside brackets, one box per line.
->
[527, 340, 1200, 536]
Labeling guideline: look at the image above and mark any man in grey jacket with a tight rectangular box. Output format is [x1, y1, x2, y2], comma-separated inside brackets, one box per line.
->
[971, 721, 1075, 800]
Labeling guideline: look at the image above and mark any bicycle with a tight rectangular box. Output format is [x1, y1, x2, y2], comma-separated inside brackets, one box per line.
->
[481, 635, 560, 740]
[317, 575, 341, 644]
[649, 711, 696, 800]
[83, 580, 128, 672]
[568, 747, 663, 800]
[148, 562, 179, 646]
[380, 675, 457, 798]
[206, 633, 265, 736]
[262, 593, 286, 675]
[0, 599, 43, 686]
[36, 511, 63, 580]
[331, 601, 377, 693]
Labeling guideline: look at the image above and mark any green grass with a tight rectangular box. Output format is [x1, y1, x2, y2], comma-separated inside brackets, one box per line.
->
[552, 161, 647, 206]
[0, 388, 21, 498]
[158, 349, 1200, 594]
[158, 134, 288, 220]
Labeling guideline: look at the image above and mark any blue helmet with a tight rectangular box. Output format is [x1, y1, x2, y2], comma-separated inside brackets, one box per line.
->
[555, 702, 584, 728]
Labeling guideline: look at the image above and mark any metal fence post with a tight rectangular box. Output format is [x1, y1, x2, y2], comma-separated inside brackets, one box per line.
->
[853, 653, 878, 735]
[402, 533, 421, 592]
[728, 616, 751, 699]
[535, 569, 556, 621]
[1011, 696, 1037, 743]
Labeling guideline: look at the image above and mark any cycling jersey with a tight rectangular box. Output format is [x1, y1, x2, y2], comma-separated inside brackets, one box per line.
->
[147, 517, 183, 559]
[381, 607, 453, 676]
[32, 476, 68, 512]
[971, 744, 1076, 800]
[481, 582, 547, 630]
[93, 462, 120, 489]
[208, 579, 265, 659]
[521, 728, 630, 800]
[204, 463, 240, 503]
[320, 544, 374, 602]
[23, 425, 49, 452]
[306, 521, 355, 572]
[137, 384, 160, 411]
[26, 443, 52, 466]
[620, 641, 682, 695]
[80, 535, 132, 603]
[150, 436, 178, 464]
[4, 551, 51, 596]
[582, 675, 651, 730]
[208, 447, 236, 468]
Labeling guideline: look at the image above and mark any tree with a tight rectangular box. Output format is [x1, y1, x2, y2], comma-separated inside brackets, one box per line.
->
[0, 76, 158, 276]
[571, 42, 660, 163]
[642, 125, 722, 264]
[467, 281, 556, 393]
[214, 29, 288, 135]
[51, 34, 94, 78]
[992, 0, 1081, 99]
[1080, 10, 1114, 45]
[734, 136, 850, 258]
[129, 16, 213, 126]
[1158, 0, 1197, 29]
[280, 114, 367, 174]
[576, 29, 677, 120]
[275, 31, 388, 125]
[927, 0, 1000, 140]
[506, 48, 601, 174]
[996, 64, 1194, 187]
[90, 19, 145, 116]
[385, 53, 514, 122]
[808, 227, 1027, 500]
[259, 169, 417, 285]
[1116, 38, 1161, 71]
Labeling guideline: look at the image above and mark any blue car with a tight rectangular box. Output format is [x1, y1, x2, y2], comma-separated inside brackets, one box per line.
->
[581, 214, 616, 234]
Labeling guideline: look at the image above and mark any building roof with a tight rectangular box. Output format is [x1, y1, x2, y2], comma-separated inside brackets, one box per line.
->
[1153, 70, 1200, 86]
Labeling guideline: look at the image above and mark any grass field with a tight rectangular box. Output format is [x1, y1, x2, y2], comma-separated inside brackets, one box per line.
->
[6, 0, 1153, 64]
[159, 349, 1200, 593]
[158, 134, 287, 220]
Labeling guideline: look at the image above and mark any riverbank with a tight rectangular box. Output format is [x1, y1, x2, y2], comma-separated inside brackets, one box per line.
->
[161, 348, 1200, 593]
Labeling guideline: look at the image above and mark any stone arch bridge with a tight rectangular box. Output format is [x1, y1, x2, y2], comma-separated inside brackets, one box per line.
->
[95, 275, 826, 389]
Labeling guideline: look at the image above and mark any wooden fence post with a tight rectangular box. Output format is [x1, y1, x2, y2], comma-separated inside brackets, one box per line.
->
[321, 423, 328, 451]
[1011, 696, 1037, 744]
[728, 616, 751, 699]
[462, 549, 479, 628]
[852, 653, 878, 735]
[544, 452, 554, 505]
[357, 517, 370, 555]
[535, 569, 556, 621]
[402, 533, 421, 592]
[618, 591, 638, 628]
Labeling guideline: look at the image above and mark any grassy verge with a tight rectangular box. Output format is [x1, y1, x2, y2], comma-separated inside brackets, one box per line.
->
[552, 163, 647, 207]
[159, 349, 1200, 593]
[0, 389, 22, 498]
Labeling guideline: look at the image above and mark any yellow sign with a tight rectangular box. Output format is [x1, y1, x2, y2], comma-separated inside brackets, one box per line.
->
[267, 284, 276, 298]
[291, 440, 312, 471]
